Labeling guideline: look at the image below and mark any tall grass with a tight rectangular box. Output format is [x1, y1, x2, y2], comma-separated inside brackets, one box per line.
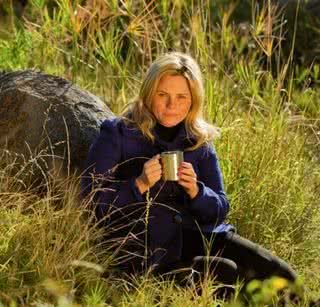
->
[0, 152, 113, 305]
[0, 0, 320, 305]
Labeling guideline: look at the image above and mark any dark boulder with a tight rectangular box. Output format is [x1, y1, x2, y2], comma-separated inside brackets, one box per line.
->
[0, 0, 28, 18]
[0, 70, 114, 186]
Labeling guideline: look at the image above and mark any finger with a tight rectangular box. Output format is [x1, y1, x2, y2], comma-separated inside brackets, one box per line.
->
[146, 156, 161, 167]
[177, 179, 194, 190]
[178, 168, 197, 179]
[145, 167, 162, 176]
[146, 162, 162, 174]
[178, 171, 197, 188]
[145, 161, 161, 173]
[151, 154, 161, 160]
[178, 163, 195, 174]
[148, 171, 162, 184]
[178, 176, 197, 186]
[146, 162, 162, 173]
[178, 167, 195, 176]
[179, 162, 193, 169]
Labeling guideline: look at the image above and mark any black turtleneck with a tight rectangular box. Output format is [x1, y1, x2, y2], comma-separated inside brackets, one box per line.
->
[154, 121, 183, 142]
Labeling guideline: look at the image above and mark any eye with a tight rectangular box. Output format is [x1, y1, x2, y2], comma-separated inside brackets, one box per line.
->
[157, 92, 167, 97]
[177, 95, 188, 100]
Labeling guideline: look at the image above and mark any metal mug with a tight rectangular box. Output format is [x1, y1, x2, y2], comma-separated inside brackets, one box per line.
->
[160, 150, 184, 181]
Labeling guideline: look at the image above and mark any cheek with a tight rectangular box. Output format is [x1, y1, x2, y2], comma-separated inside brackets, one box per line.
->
[151, 102, 164, 117]
[181, 103, 192, 115]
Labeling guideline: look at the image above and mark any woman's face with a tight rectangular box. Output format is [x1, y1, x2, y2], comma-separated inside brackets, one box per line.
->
[151, 74, 192, 127]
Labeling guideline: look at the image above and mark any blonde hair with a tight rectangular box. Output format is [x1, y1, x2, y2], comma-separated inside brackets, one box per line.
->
[121, 51, 220, 151]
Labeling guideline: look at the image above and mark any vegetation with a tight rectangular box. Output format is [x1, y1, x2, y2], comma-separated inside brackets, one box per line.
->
[0, 0, 319, 305]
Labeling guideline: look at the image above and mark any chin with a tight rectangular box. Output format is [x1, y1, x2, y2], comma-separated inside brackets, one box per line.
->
[159, 117, 185, 127]
[160, 121, 180, 127]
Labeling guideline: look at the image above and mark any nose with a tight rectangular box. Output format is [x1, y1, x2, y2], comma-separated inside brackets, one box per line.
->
[166, 95, 177, 108]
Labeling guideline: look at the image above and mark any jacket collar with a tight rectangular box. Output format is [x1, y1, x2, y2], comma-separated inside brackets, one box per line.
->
[151, 122, 196, 151]
[119, 118, 196, 150]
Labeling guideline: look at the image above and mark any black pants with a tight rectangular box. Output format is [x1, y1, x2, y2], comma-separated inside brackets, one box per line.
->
[180, 229, 297, 284]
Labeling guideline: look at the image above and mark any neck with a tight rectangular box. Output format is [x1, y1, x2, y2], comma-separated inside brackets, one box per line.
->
[155, 121, 183, 142]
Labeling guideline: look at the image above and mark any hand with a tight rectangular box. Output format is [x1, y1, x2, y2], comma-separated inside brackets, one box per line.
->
[177, 162, 199, 199]
[135, 154, 162, 194]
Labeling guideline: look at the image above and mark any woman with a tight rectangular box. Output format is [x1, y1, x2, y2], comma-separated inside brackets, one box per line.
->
[81, 52, 297, 292]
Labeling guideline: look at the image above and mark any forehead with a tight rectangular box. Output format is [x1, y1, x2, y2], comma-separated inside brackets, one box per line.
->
[156, 74, 190, 92]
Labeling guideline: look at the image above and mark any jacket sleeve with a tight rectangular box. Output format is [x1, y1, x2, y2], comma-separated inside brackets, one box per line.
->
[188, 144, 229, 225]
[81, 118, 145, 221]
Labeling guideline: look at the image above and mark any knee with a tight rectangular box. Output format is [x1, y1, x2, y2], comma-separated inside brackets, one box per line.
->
[192, 256, 239, 285]
[224, 232, 297, 282]
[275, 257, 297, 282]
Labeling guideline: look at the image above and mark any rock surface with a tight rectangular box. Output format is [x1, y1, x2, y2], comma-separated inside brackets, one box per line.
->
[0, 70, 114, 182]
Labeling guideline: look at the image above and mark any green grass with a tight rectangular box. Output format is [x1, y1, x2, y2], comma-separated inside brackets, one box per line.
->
[0, 0, 319, 305]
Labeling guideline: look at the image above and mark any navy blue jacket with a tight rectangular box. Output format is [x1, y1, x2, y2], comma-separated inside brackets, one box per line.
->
[81, 117, 233, 269]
